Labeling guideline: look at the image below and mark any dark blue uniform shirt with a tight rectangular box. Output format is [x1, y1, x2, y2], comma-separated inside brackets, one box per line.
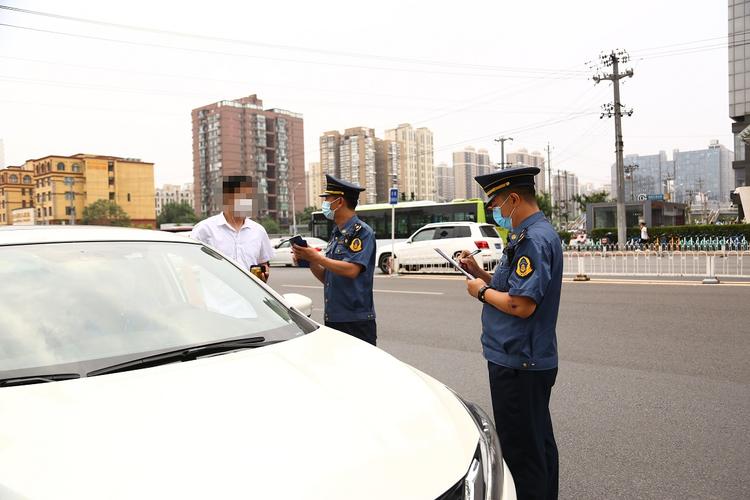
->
[323, 215, 376, 323]
[481, 211, 563, 370]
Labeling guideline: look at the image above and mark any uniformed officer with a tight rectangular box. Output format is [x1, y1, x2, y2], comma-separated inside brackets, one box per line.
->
[292, 175, 377, 346]
[459, 166, 563, 500]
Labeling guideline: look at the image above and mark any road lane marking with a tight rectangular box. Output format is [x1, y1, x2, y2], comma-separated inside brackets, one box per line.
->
[373, 275, 750, 287]
[282, 284, 444, 295]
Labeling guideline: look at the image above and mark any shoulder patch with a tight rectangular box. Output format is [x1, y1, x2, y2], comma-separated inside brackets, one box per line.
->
[349, 237, 363, 252]
[515, 255, 533, 278]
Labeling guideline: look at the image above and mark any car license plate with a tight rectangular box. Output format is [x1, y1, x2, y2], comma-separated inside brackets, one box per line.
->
[494, 243, 502, 249]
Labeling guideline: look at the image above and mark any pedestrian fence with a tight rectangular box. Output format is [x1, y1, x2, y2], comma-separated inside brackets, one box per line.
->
[562, 250, 750, 280]
[389, 251, 750, 280]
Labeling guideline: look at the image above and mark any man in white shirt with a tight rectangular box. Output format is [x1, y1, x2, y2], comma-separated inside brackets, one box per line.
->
[639, 221, 649, 250]
[190, 176, 274, 282]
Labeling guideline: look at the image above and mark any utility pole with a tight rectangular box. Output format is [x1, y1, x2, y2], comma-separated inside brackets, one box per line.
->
[624, 163, 639, 201]
[494, 136, 513, 170]
[594, 49, 634, 250]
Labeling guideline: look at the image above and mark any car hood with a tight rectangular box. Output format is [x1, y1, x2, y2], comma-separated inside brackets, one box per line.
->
[0, 327, 478, 500]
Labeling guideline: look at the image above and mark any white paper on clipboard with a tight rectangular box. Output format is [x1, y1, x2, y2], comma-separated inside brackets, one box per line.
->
[434, 248, 476, 279]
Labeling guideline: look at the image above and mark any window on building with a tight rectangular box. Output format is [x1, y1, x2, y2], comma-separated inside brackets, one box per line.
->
[22, 200, 26, 208]
[65, 207, 73, 216]
[37, 209, 41, 218]
[109, 192, 115, 201]
[127, 193, 131, 202]
[72, 163, 81, 173]
[57, 162, 65, 171]
[23, 175, 31, 184]
[9, 174, 18, 183]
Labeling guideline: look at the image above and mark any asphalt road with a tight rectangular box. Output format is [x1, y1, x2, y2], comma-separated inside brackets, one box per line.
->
[270, 267, 750, 500]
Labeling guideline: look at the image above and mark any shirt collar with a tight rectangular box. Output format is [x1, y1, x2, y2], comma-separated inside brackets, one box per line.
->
[514, 211, 544, 233]
[333, 215, 359, 236]
[218, 212, 252, 229]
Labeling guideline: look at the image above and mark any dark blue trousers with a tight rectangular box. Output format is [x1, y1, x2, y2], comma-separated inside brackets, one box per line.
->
[325, 320, 377, 346]
[488, 362, 558, 500]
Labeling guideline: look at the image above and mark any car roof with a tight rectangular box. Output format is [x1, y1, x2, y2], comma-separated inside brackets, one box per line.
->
[0, 225, 201, 246]
[420, 222, 490, 228]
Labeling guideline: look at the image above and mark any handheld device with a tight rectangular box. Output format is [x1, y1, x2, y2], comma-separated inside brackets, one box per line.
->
[290, 235, 310, 268]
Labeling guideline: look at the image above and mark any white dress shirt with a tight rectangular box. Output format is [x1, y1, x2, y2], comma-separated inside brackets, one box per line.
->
[190, 213, 274, 270]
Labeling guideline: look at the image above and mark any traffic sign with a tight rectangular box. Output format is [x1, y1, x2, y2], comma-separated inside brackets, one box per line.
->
[647, 194, 665, 201]
[389, 188, 398, 205]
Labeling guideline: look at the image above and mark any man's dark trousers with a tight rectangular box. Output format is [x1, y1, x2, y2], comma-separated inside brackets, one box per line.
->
[488, 362, 558, 500]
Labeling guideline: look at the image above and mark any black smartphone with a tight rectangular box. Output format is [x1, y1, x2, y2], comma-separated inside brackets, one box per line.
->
[290, 235, 310, 268]
[290, 235, 308, 248]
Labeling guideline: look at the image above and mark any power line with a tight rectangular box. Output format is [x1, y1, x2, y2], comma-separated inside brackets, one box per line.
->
[0, 7, 586, 77]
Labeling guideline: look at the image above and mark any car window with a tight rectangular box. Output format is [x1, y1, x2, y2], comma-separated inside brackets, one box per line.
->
[480, 225, 500, 238]
[277, 240, 291, 248]
[0, 242, 314, 377]
[453, 226, 471, 238]
[412, 228, 436, 242]
[434, 227, 455, 239]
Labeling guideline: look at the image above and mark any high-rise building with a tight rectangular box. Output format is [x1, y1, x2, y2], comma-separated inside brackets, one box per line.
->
[156, 183, 194, 216]
[339, 127, 377, 205]
[435, 163, 455, 202]
[192, 94, 304, 223]
[552, 170, 580, 222]
[375, 139, 401, 203]
[385, 124, 435, 201]
[611, 142, 734, 204]
[506, 148, 546, 193]
[320, 131, 341, 181]
[0, 154, 155, 226]
[453, 147, 491, 200]
[305, 162, 324, 209]
[729, 0, 749, 194]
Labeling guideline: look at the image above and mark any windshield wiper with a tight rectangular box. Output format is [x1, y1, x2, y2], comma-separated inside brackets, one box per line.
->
[0, 373, 81, 387]
[87, 336, 268, 377]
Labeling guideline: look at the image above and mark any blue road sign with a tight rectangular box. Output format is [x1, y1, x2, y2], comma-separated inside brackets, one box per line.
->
[389, 188, 399, 205]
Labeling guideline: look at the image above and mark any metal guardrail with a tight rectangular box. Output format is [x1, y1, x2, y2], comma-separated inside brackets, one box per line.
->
[393, 255, 500, 275]
[389, 250, 750, 281]
[562, 250, 750, 280]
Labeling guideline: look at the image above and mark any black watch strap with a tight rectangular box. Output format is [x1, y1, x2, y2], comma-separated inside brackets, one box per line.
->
[478, 285, 492, 303]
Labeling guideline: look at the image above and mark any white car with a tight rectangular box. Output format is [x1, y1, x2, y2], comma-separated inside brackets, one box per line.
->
[393, 222, 504, 274]
[269, 236, 327, 266]
[0, 226, 515, 500]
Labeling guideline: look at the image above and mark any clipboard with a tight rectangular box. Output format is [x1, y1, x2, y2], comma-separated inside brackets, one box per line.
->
[434, 248, 476, 279]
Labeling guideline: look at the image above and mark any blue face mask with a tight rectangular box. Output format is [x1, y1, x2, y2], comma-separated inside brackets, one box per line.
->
[322, 198, 341, 220]
[492, 195, 516, 230]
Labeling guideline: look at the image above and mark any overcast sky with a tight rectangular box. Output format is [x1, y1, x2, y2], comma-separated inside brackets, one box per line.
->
[0, 0, 732, 188]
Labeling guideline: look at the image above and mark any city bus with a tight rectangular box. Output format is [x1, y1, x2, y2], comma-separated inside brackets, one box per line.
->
[310, 199, 504, 273]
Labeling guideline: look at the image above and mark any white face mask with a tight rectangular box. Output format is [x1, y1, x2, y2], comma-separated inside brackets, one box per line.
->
[233, 198, 253, 216]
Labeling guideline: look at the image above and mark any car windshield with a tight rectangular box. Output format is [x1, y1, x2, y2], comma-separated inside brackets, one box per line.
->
[0, 240, 315, 379]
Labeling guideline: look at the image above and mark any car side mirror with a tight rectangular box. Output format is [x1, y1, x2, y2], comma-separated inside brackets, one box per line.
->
[282, 293, 313, 317]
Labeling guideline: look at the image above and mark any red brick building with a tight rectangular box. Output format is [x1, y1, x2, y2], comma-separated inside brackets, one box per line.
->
[192, 95, 305, 223]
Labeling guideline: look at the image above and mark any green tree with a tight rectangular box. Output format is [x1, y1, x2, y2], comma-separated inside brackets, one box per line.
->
[157, 201, 198, 226]
[572, 190, 610, 213]
[536, 192, 553, 219]
[81, 199, 131, 227]
[296, 206, 316, 228]
[260, 216, 280, 235]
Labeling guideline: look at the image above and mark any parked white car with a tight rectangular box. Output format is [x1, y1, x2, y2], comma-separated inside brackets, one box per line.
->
[0, 226, 515, 500]
[393, 222, 504, 274]
[269, 236, 327, 266]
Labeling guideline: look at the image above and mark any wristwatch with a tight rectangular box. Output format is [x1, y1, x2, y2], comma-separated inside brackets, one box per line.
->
[477, 285, 492, 303]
